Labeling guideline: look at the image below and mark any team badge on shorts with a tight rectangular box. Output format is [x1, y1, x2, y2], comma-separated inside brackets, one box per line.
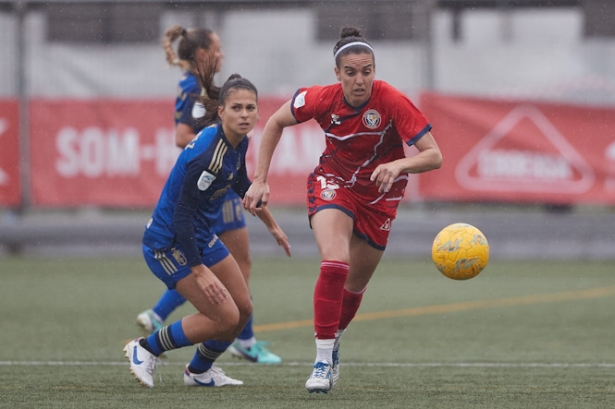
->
[171, 248, 188, 266]
[362, 109, 381, 129]
[321, 189, 337, 200]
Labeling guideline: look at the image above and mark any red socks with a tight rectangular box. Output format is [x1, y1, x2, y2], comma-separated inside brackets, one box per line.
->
[313, 261, 349, 339]
[338, 286, 366, 331]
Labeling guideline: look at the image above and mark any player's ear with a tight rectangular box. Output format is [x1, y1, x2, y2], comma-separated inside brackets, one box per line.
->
[334, 66, 341, 82]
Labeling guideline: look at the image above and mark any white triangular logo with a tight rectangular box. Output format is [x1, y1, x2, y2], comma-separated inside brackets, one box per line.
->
[380, 218, 391, 231]
[456, 105, 594, 193]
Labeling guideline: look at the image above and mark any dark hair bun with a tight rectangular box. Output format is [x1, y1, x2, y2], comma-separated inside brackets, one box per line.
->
[340, 26, 362, 39]
[227, 73, 242, 82]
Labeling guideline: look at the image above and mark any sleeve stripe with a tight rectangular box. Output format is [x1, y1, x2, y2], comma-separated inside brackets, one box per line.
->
[209, 139, 228, 173]
[406, 123, 432, 146]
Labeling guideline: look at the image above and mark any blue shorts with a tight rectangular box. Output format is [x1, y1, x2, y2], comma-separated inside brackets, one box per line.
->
[142, 235, 229, 290]
[213, 191, 246, 235]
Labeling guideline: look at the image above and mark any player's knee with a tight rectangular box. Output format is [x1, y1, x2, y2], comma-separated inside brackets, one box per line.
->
[218, 308, 241, 334]
[238, 298, 253, 322]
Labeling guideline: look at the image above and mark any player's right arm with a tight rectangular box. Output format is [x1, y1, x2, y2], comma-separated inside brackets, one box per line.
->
[176, 123, 196, 149]
[173, 155, 228, 304]
[243, 99, 298, 215]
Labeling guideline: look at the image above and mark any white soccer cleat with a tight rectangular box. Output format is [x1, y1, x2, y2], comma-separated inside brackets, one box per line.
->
[183, 365, 244, 387]
[136, 309, 163, 335]
[123, 338, 157, 388]
[305, 361, 332, 393]
[331, 349, 340, 386]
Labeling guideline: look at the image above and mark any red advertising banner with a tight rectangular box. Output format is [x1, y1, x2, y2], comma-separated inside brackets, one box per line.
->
[248, 98, 325, 205]
[29, 98, 326, 207]
[419, 92, 615, 204]
[0, 99, 21, 207]
[30, 99, 178, 206]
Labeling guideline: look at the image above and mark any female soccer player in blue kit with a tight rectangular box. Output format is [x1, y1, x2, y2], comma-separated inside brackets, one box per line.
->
[243, 27, 442, 393]
[135, 25, 289, 365]
[124, 73, 275, 388]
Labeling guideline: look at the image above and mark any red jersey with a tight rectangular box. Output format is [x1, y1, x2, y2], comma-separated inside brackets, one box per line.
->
[291, 80, 431, 202]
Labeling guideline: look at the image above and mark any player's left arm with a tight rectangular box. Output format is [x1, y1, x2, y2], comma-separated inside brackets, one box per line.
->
[370, 131, 443, 193]
[232, 147, 291, 257]
[255, 207, 292, 257]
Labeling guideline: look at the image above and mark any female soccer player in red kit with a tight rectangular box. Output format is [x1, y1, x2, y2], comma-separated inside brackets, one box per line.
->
[243, 26, 443, 393]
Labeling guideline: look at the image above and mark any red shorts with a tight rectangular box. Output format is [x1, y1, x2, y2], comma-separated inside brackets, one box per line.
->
[306, 171, 405, 250]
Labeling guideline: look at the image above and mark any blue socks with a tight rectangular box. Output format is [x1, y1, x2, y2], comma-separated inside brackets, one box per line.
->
[188, 340, 233, 374]
[152, 289, 186, 321]
[144, 321, 191, 356]
[237, 314, 254, 340]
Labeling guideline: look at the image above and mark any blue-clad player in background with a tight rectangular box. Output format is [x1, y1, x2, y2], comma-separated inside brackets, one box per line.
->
[124, 72, 283, 388]
[135, 25, 290, 366]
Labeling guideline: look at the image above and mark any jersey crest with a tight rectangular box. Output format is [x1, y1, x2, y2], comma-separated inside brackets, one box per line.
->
[362, 109, 381, 129]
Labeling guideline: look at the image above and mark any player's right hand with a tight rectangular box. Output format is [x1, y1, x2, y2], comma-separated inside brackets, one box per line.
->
[191, 264, 228, 305]
[243, 180, 269, 216]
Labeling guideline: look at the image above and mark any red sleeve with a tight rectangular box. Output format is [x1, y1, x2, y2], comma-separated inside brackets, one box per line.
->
[383, 82, 432, 146]
[290, 85, 326, 124]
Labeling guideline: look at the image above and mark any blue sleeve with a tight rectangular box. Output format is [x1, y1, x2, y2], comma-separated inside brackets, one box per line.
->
[178, 92, 198, 127]
[172, 158, 206, 267]
[177, 75, 202, 128]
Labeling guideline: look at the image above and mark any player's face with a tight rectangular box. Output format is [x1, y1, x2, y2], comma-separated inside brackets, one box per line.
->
[335, 52, 375, 107]
[218, 88, 258, 145]
[208, 33, 224, 73]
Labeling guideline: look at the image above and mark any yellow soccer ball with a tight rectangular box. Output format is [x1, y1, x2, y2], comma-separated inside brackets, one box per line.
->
[431, 223, 489, 280]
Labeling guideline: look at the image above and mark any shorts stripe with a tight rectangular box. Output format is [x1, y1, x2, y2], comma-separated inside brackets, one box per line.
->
[154, 251, 177, 276]
[222, 200, 234, 224]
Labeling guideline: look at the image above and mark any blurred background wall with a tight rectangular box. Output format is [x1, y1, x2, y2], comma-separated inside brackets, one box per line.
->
[0, 0, 613, 258]
[0, 0, 614, 101]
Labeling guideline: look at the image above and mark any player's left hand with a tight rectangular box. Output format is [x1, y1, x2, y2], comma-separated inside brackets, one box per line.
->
[370, 162, 402, 193]
[269, 226, 292, 257]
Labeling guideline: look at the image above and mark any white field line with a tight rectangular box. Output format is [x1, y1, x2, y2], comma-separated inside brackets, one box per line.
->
[1, 361, 614, 368]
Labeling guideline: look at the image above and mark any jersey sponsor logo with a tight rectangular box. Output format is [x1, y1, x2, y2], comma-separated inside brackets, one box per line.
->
[210, 185, 230, 201]
[320, 188, 337, 200]
[294, 91, 307, 109]
[171, 248, 187, 266]
[197, 170, 216, 191]
[192, 102, 206, 119]
[362, 109, 381, 129]
[380, 218, 391, 231]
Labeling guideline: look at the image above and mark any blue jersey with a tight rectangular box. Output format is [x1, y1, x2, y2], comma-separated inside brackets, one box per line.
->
[175, 71, 209, 133]
[143, 123, 251, 267]
[174, 71, 246, 236]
